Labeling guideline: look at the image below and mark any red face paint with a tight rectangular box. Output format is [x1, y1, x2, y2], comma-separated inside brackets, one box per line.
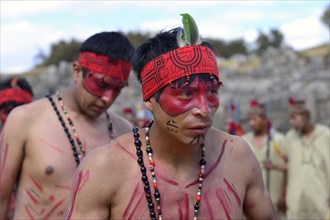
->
[82, 72, 126, 99]
[159, 77, 220, 116]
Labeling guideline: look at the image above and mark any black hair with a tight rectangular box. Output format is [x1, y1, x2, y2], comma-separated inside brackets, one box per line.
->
[0, 77, 33, 112]
[79, 32, 135, 62]
[132, 27, 218, 101]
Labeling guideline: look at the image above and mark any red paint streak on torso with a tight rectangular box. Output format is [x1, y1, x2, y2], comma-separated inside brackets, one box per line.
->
[24, 205, 35, 220]
[25, 188, 39, 205]
[178, 193, 189, 220]
[185, 139, 227, 189]
[28, 173, 43, 192]
[116, 142, 136, 160]
[55, 184, 71, 191]
[42, 198, 65, 219]
[40, 138, 64, 153]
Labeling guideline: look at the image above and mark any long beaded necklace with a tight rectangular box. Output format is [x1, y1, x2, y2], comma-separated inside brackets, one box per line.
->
[133, 121, 206, 220]
[46, 92, 113, 166]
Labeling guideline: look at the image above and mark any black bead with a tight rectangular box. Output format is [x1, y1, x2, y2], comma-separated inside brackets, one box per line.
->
[146, 193, 152, 199]
[194, 203, 200, 210]
[148, 203, 154, 209]
[200, 158, 207, 165]
[134, 140, 142, 147]
[144, 185, 150, 192]
[147, 198, 153, 203]
[138, 158, 144, 166]
[136, 149, 143, 157]
[141, 175, 148, 182]
[146, 147, 153, 154]
[133, 127, 139, 133]
[154, 191, 160, 198]
[133, 132, 140, 139]
[140, 166, 146, 173]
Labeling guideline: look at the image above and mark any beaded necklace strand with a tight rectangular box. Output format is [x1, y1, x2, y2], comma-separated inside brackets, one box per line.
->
[46, 92, 113, 166]
[133, 121, 206, 220]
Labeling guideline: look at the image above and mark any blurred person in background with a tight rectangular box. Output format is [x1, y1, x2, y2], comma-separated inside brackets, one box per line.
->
[0, 31, 135, 219]
[0, 77, 33, 131]
[0, 77, 34, 219]
[283, 98, 329, 219]
[242, 99, 286, 218]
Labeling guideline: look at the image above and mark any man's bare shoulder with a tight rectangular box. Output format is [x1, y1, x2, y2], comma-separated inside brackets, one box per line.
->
[4, 98, 50, 128]
[209, 127, 251, 154]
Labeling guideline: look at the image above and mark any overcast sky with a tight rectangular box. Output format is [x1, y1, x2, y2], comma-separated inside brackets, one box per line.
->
[1, 0, 329, 74]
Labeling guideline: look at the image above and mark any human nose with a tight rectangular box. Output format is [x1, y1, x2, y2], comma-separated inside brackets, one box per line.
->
[100, 90, 114, 104]
[191, 95, 211, 117]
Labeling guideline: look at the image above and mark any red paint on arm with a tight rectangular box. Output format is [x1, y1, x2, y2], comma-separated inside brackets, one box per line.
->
[123, 182, 141, 219]
[216, 188, 231, 220]
[66, 170, 89, 219]
[204, 194, 215, 220]
[223, 178, 241, 207]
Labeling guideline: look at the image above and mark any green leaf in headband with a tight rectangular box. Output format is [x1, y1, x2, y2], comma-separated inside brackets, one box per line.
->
[180, 13, 200, 45]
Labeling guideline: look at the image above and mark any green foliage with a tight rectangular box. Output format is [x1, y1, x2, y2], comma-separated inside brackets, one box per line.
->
[37, 39, 81, 66]
[256, 29, 284, 55]
[126, 32, 151, 49]
[206, 38, 248, 58]
[321, 5, 330, 30]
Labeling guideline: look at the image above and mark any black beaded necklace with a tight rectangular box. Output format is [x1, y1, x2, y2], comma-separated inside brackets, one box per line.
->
[133, 121, 206, 220]
[46, 92, 113, 166]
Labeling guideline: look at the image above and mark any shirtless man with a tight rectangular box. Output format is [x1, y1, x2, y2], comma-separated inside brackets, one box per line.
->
[0, 31, 135, 219]
[66, 21, 277, 219]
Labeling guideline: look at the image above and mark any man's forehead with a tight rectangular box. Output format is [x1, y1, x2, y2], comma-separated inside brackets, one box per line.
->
[88, 72, 127, 87]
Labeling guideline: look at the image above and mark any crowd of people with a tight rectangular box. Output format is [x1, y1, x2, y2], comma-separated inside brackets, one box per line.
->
[0, 13, 329, 220]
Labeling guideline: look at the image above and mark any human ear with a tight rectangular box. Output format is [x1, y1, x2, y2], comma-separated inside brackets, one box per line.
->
[72, 62, 82, 81]
[144, 99, 154, 112]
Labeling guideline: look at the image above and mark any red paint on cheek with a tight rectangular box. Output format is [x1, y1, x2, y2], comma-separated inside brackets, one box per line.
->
[159, 79, 219, 116]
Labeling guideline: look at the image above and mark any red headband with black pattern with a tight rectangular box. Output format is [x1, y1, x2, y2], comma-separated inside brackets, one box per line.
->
[0, 88, 33, 105]
[140, 45, 220, 101]
[79, 52, 131, 82]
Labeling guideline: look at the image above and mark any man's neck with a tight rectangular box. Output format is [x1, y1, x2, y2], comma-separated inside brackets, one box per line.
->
[148, 124, 202, 166]
[253, 128, 268, 137]
[301, 123, 315, 137]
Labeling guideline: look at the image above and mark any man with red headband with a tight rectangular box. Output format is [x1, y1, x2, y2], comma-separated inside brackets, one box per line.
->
[0, 32, 135, 219]
[0, 77, 33, 219]
[0, 77, 33, 130]
[66, 14, 276, 220]
[242, 99, 286, 218]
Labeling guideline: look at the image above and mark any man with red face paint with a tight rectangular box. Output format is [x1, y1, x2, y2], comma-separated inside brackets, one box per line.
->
[66, 24, 277, 219]
[0, 32, 135, 219]
[0, 77, 33, 219]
